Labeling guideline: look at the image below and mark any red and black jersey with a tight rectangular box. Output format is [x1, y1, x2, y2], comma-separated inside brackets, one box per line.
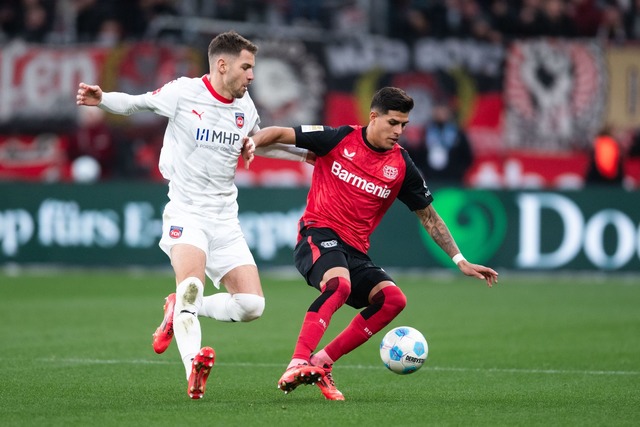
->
[294, 124, 433, 254]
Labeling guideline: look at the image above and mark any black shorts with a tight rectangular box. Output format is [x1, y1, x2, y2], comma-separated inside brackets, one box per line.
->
[294, 226, 394, 309]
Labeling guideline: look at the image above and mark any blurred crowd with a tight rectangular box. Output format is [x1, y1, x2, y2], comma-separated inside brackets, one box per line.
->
[1, 0, 639, 45]
[390, 0, 640, 44]
[1, 0, 639, 186]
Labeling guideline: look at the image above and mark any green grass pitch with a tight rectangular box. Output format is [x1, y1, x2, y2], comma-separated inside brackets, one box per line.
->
[1, 270, 639, 426]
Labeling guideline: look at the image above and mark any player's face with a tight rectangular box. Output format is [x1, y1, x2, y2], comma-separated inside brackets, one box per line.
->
[222, 49, 255, 99]
[367, 110, 410, 150]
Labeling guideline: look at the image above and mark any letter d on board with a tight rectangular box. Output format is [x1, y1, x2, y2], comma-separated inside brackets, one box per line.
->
[516, 193, 583, 269]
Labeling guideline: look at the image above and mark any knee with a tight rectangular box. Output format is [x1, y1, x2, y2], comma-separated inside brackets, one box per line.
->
[381, 285, 407, 315]
[233, 293, 265, 322]
[325, 276, 351, 302]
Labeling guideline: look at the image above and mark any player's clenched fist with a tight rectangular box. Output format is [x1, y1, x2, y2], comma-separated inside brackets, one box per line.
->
[76, 82, 103, 106]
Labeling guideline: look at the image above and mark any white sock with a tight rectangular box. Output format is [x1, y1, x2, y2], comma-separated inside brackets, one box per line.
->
[200, 293, 265, 322]
[173, 277, 204, 378]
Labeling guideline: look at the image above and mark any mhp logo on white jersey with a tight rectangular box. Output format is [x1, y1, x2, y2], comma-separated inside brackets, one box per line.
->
[195, 128, 241, 145]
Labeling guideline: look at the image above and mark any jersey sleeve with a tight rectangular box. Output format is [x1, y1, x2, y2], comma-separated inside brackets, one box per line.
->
[397, 149, 434, 211]
[99, 92, 150, 116]
[99, 77, 186, 118]
[141, 77, 189, 118]
[255, 143, 308, 162]
[294, 125, 355, 156]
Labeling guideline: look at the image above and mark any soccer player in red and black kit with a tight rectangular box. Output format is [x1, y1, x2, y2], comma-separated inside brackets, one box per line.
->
[245, 87, 499, 400]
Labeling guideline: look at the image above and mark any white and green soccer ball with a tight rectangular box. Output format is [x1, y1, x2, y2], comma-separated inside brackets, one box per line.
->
[380, 326, 428, 375]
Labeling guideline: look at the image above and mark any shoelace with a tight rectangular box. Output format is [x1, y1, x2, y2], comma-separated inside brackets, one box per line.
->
[325, 372, 336, 387]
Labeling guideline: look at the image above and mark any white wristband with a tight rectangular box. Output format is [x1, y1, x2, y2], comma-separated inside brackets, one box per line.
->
[452, 253, 466, 265]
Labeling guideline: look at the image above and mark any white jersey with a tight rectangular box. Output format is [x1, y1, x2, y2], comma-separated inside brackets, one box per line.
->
[100, 75, 260, 219]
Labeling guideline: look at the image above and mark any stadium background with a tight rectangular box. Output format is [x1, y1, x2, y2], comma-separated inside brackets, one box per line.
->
[1, 0, 640, 272]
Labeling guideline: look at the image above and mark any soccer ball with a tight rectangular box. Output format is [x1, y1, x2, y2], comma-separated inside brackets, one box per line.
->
[379, 326, 428, 375]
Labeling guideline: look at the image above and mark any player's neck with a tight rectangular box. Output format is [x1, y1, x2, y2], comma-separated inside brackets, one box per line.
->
[205, 74, 234, 103]
[364, 127, 388, 152]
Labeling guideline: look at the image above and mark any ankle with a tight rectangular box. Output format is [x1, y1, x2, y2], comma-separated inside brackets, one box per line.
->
[287, 358, 309, 370]
[310, 350, 334, 368]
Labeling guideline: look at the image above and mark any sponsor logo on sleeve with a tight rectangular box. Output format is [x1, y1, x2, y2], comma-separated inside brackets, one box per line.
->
[301, 125, 324, 132]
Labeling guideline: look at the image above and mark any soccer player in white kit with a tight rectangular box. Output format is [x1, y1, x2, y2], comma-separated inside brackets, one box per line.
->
[76, 31, 307, 399]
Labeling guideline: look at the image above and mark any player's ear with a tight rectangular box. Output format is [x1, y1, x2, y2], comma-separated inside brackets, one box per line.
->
[216, 57, 227, 73]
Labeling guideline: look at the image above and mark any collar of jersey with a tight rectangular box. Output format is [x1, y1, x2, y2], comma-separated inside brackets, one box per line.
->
[202, 75, 233, 104]
[361, 126, 391, 153]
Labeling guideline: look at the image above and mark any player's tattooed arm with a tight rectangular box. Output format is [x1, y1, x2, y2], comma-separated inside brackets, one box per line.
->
[415, 205, 499, 287]
[415, 205, 460, 258]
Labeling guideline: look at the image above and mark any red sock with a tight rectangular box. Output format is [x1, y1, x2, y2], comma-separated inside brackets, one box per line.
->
[291, 277, 351, 360]
[324, 285, 406, 362]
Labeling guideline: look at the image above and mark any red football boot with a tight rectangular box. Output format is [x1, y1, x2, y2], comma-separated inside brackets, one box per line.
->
[277, 363, 324, 394]
[152, 293, 176, 354]
[188, 346, 216, 399]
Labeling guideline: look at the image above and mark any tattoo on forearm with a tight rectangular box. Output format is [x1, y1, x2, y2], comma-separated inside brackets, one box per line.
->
[417, 207, 459, 257]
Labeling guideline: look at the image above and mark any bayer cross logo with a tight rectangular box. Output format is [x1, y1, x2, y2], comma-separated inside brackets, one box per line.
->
[383, 165, 398, 179]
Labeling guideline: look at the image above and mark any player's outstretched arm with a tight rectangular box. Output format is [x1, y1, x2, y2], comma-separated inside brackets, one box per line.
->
[76, 82, 103, 106]
[242, 127, 301, 169]
[251, 126, 296, 148]
[415, 205, 499, 287]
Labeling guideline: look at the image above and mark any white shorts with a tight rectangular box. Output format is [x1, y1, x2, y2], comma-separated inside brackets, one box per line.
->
[159, 203, 256, 288]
